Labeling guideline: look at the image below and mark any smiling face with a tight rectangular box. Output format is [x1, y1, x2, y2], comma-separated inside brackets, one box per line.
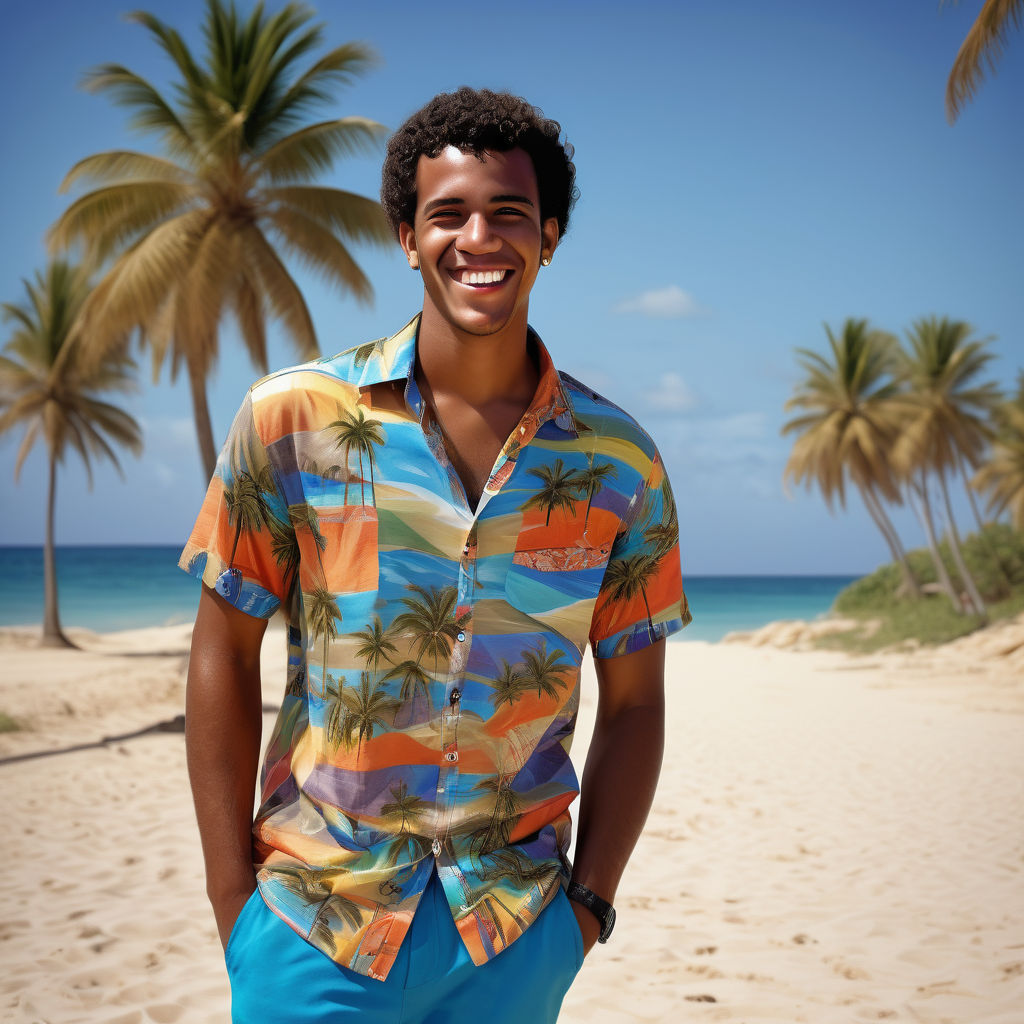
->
[399, 146, 559, 343]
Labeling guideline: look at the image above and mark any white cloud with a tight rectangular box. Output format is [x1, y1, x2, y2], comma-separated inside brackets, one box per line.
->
[648, 372, 699, 412]
[612, 285, 705, 319]
[139, 415, 195, 446]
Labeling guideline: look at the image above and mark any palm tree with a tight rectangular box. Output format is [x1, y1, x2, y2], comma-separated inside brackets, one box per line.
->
[518, 640, 570, 700]
[383, 659, 432, 707]
[277, 866, 363, 954]
[783, 318, 922, 599]
[0, 261, 142, 647]
[325, 405, 386, 507]
[48, 1, 393, 479]
[392, 583, 469, 673]
[288, 500, 327, 581]
[643, 491, 679, 560]
[973, 378, 1024, 528]
[379, 780, 427, 835]
[575, 457, 617, 530]
[268, 514, 301, 604]
[224, 471, 271, 566]
[489, 659, 525, 709]
[601, 554, 661, 642]
[896, 317, 1000, 617]
[353, 616, 397, 675]
[338, 671, 399, 760]
[306, 584, 341, 697]
[521, 458, 582, 525]
[470, 768, 524, 858]
[945, 0, 1023, 122]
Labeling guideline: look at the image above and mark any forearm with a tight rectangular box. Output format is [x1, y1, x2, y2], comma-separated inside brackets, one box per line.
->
[571, 696, 665, 904]
[185, 601, 265, 910]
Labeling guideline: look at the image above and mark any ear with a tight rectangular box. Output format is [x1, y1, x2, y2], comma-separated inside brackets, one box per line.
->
[398, 222, 420, 270]
[540, 217, 560, 263]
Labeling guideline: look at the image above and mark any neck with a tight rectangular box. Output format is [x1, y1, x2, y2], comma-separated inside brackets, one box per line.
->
[415, 305, 538, 406]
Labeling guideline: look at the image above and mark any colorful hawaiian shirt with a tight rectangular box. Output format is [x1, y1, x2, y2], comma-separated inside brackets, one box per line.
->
[179, 313, 690, 981]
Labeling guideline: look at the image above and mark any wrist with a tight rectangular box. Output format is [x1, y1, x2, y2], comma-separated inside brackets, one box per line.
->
[566, 880, 616, 943]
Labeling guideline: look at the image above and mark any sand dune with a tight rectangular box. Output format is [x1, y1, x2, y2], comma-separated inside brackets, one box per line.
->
[2, 618, 1022, 1022]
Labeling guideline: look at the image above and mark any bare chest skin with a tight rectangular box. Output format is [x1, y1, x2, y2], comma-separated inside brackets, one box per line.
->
[422, 383, 531, 511]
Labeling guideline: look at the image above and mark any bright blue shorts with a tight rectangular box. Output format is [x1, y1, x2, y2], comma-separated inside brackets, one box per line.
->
[225, 868, 585, 1023]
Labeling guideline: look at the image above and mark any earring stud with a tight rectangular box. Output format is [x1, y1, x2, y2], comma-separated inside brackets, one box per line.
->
[541, 256, 551, 266]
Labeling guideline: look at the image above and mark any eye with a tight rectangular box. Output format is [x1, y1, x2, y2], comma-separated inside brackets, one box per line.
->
[496, 207, 526, 217]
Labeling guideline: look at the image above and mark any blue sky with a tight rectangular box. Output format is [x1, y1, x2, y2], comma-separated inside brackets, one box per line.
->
[1, 0, 1021, 573]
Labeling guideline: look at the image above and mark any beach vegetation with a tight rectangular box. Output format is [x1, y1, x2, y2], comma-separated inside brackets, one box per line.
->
[824, 523, 1024, 651]
[48, 0, 393, 479]
[0, 712, 21, 733]
[784, 314, 1022, 630]
[0, 260, 142, 647]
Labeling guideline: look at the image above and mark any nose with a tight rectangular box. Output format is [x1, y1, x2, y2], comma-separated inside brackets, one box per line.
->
[456, 212, 501, 254]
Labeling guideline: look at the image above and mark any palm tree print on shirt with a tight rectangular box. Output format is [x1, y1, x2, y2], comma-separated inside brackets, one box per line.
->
[522, 458, 582, 525]
[601, 553, 660, 643]
[576, 457, 617, 530]
[326, 405, 386, 508]
[278, 866, 364, 956]
[331, 671, 400, 760]
[393, 584, 469, 675]
[354, 616, 398, 676]
[307, 586, 341, 698]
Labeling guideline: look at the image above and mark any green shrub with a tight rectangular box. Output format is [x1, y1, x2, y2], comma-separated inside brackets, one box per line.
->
[827, 522, 1024, 650]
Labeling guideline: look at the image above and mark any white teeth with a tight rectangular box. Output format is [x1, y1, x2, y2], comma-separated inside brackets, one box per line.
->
[462, 270, 505, 285]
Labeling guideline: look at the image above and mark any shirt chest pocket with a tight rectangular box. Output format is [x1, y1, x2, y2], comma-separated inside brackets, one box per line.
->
[504, 536, 613, 612]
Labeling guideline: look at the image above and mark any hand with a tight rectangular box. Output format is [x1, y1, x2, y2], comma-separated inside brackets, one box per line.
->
[570, 899, 602, 959]
[212, 885, 257, 951]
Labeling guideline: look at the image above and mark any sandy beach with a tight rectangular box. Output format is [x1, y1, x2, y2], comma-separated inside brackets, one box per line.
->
[2, 617, 1023, 1024]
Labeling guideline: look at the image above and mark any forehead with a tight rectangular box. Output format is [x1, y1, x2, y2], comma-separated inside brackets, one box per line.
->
[414, 146, 539, 211]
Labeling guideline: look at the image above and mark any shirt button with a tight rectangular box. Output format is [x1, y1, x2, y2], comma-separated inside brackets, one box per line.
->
[457, 631, 466, 642]
[463, 544, 470, 555]
[449, 688, 461, 705]
[444, 751, 458, 763]
[431, 839, 442, 856]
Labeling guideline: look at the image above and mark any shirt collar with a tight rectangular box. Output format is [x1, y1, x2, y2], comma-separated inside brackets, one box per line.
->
[355, 313, 578, 438]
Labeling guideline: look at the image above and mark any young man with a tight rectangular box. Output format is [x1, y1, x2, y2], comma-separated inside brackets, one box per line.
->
[181, 87, 690, 1023]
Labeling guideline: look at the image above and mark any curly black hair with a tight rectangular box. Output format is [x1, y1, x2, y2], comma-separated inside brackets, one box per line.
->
[381, 87, 578, 240]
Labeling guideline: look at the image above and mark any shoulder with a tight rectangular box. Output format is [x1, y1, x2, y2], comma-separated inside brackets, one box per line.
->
[244, 339, 384, 440]
[559, 371, 660, 465]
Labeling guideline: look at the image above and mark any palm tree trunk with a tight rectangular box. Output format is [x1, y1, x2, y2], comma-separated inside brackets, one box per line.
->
[909, 473, 963, 611]
[856, 483, 921, 598]
[640, 586, 655, 641]
[187, 354, 218, 482]
[958, 452, 1013, 591]
[42, 452, 73, 648]
[937, 470, 987, 619]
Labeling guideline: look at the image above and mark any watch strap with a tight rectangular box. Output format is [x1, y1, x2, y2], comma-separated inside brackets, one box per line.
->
[566, 881, 616, 942]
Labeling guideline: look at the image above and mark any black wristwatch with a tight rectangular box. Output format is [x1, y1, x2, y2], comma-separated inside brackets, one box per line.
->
[566, 881, 616, 943]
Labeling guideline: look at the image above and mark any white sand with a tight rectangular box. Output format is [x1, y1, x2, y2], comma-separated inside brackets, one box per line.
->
[2, 617, 1022, 1023]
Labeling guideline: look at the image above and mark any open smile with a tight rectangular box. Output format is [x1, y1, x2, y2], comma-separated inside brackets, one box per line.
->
[448, 268, 513, 288]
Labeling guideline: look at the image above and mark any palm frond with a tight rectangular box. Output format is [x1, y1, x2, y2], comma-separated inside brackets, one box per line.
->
[945, 0, 1024, 121]
[252, 117, 386, 184]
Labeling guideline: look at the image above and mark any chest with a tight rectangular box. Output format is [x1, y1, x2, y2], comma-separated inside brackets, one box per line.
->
[430, 394, 527, 510]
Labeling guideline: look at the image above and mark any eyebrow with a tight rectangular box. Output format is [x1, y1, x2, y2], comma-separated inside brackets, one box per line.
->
[422, 194, 536, 215]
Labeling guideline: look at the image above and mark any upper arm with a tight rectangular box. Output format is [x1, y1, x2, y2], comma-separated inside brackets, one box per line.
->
[593, 638, 666, 724]
[189, 583, 269, 680]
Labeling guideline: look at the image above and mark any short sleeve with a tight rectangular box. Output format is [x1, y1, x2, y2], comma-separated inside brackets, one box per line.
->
[178, 389, 292, 618]
[589, 451, 691, 658]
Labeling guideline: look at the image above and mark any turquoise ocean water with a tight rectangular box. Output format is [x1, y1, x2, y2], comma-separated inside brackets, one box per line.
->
[0, 546, 856, 642]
